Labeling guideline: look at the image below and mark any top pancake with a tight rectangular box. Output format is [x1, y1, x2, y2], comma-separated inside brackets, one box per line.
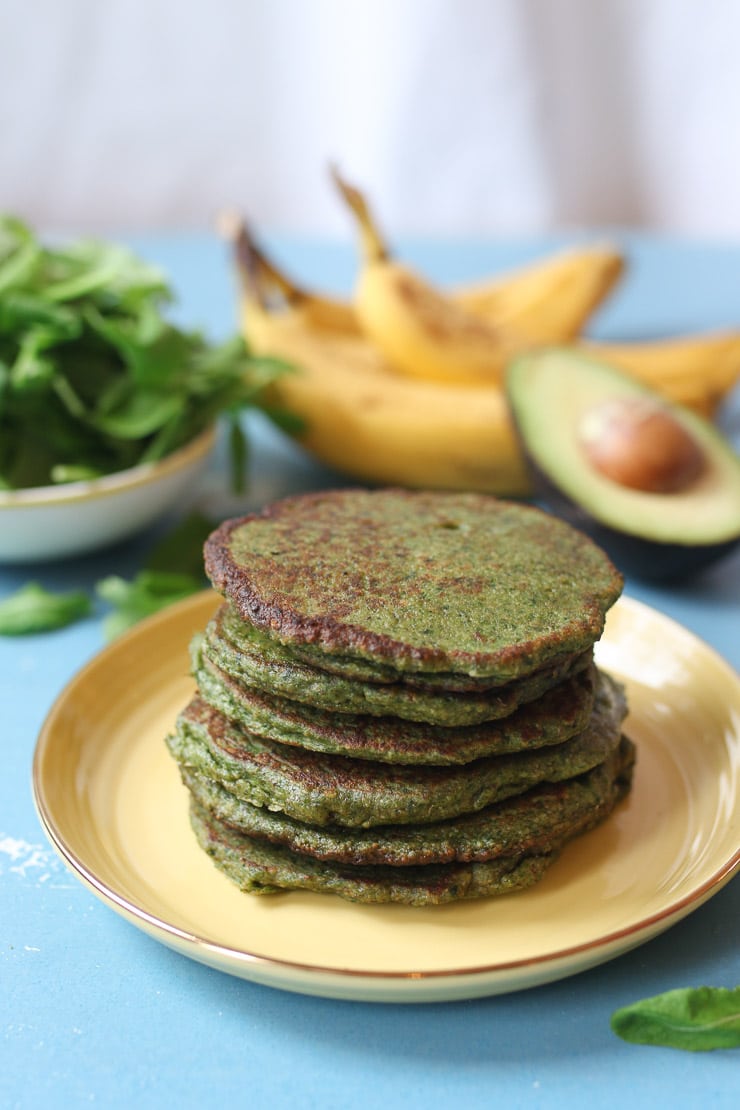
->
[204, 489, 622, 683]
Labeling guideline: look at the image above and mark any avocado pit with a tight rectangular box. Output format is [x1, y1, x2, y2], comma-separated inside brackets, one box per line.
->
[506, 349, 740, 581]
[578, 398, 706, 494]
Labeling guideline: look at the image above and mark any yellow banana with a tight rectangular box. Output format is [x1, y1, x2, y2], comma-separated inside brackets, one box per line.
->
[332, 167, 519, 386]
[455, 245, 624, 342]
[227, 220, 738, 499]
[231, 209, 624, 344]
[227, 214, 358, 335]
[247, 307, 531, 494]
[233, 225, 531, 496]
[580, 334, 740, 418]
[331, 171, 738, 416]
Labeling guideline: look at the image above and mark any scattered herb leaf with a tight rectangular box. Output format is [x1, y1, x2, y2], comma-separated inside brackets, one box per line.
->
[611, 986, 740, 1051]
[144, 511, 214, 579]
[96, 509, 215, 638]
[0, 512, 214, 638]
[0, 582, 92, 634]
[97, 570, 203, 641]
[227, 413, 249, 495]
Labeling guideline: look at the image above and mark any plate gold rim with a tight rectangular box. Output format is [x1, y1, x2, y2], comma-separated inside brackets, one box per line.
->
[31, 591, 740, 998]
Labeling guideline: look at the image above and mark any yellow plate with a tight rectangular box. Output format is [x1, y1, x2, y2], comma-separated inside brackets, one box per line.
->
[32, 593, 740, 1003]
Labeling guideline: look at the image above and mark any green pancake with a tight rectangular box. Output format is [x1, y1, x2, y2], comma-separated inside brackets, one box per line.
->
[179, 735, 635, 867]
[193, 643, 599, 765]
[189, 799, 561, 906]
[166, 671, 627, 828]
[204, 489, 623, 682]
[201, 604, 594, 727]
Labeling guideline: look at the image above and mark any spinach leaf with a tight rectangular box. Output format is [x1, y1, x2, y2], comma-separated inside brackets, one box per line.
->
[144, 510, 214, 579]
[95, 510, 216, 638]
[0, 215, 289, 491]
[0, 511, 214, 638]
[611, 985, 740, 1051]
[0, 582, 92, 634]
[227, 413, 249, 495]
[97, 570, 203, 640]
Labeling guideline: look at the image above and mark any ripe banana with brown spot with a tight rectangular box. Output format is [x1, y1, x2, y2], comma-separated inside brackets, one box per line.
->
[331, 170, 739, 418]
[454, 244, 624, 342]
[233, 223, 532, 495]
[233, 208, 625, 344]
[331, 167, 521, 386]
[228, 221, 739, 496]
[580, 334, 740, 418]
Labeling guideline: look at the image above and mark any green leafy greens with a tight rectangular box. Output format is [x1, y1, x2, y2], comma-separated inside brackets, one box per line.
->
[96, 570, 204, 641]
[0, 582, 92, 634]
[0, 215, 289, 490]
[95, 510, 216, 639]
[611, 985, 740, 1052]
[0, 512, 214, 637]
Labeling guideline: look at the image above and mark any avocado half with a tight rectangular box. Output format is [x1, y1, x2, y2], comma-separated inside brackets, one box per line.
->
[506, 349, 740, 582]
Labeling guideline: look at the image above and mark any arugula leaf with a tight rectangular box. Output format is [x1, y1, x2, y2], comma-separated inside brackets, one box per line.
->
[611, 986, 740, 1051]
[0, 582, 92, 634]
[144, 511, 214, 579]
[97, 570, 203, 640]
[0, 511, 214, 638]
[0, 215, 290, 490]
[97, 510, 214, 638]
[227, 413, 249, 494]
[50, 464, 106, 483]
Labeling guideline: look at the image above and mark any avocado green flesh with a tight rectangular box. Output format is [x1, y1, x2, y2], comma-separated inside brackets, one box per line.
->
[179, 736, 635, 867]
[205, 489, 622, 678]
[165, 672, 627, 829]
[201, 606, 594, 727]
[507, 350, 740, 545]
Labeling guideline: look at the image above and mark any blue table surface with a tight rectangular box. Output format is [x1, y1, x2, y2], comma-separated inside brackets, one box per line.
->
[2, 232, 739, 1109]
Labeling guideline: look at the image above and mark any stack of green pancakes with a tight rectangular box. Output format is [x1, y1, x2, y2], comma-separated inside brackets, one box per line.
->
[166, 488, 635, 906]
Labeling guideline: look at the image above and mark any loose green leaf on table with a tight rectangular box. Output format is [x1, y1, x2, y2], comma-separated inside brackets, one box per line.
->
[96, 509, 215, 638]
[96, 570, 204, 641]
[0, 582, 92, 634]
[611, 985, 740, 1051]
[0, 511, 215, 638]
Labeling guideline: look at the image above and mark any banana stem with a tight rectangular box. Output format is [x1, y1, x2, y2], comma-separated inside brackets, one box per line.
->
[330, 165, 390, 263]
[219, 213, 305, 309]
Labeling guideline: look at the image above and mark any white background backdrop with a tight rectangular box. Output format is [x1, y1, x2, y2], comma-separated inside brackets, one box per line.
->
[3, 0, 740, 239]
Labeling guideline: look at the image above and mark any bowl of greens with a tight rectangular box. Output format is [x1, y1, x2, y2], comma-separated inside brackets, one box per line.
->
[0, 424, 217, 563]
[0, 216, 286, 563]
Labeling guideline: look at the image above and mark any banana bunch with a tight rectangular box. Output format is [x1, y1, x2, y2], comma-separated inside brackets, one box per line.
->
[578, 335, 740, 418]
[228, 175, 740, 496]
[234, 224, 530, 493]
[329, 167, 626, 385]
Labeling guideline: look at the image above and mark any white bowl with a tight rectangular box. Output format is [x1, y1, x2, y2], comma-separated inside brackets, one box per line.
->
[0, 426, 216, 564]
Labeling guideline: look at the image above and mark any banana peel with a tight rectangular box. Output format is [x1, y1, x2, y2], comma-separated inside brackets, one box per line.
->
[239, 260, 531, 496]
[331, 167, 629, 383]
[455, 245, 625, 342]
[580, 334, 740, 419]
[331, 167, 524, 386]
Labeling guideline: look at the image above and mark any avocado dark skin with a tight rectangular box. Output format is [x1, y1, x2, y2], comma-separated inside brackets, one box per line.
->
[526, 462, 739, 582]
